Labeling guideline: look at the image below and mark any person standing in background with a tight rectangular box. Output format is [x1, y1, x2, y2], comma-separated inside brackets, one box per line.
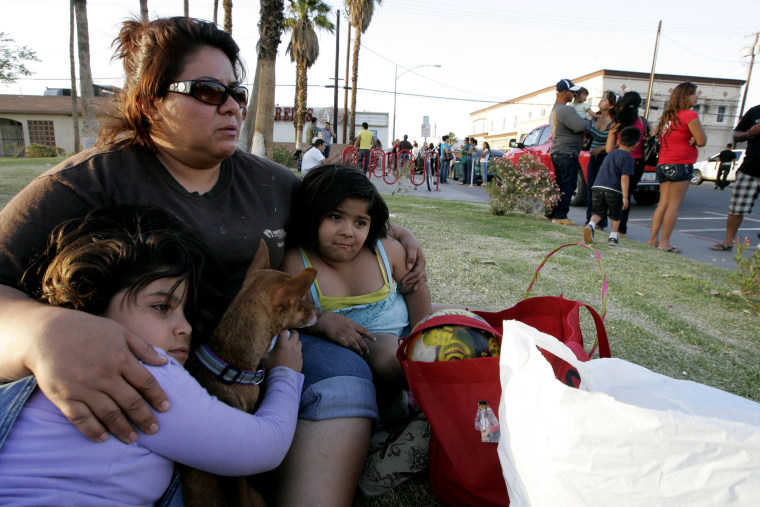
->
[715, 143, 737, 190]
[548, 79, 591, 225]
[711, 104, 760, 251]
[354, 122, 375, 175]
[320, 121, 335, 159]
[647, 82, 707, 253]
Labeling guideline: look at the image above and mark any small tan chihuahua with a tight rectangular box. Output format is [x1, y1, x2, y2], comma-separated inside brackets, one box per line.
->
[181, 240, 318, 506]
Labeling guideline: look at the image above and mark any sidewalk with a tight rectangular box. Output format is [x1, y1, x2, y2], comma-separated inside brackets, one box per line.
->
[372, 176, 736, 270]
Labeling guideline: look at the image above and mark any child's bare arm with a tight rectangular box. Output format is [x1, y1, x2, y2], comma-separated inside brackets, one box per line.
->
[383, 238, 432, 328]
[621, 175, 630, 210]
[304, 311, 373, 355]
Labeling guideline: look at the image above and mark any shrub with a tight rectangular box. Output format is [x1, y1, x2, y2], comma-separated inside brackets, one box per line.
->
[729, 237, 760, 304]
[484, 155, 560, 215]
[273, 145, 296, 169]
[24, 144, 63, 158]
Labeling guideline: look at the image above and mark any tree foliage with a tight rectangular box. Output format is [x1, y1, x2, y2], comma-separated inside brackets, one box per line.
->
[0, 33, 40, 85]
[284, 0, 334, 149]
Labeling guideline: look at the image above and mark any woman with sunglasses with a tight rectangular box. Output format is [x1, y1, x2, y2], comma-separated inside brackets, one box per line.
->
[0, 16, 425, 507]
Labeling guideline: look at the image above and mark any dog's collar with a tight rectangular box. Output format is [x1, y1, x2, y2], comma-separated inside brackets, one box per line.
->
[194, 344, 265, 385]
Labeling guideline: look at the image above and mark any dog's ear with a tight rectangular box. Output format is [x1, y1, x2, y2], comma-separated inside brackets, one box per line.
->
[247, 239, 271, 274]
[272, 268, 317, 309]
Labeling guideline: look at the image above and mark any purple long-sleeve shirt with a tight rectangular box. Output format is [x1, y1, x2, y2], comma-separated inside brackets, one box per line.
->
[0, 348, 303, 506]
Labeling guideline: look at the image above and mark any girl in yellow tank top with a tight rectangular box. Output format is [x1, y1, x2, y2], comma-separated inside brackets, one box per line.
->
[281, 164, 432, 393]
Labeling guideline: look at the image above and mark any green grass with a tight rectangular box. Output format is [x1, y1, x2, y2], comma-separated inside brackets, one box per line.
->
[3, 160, 758, 506]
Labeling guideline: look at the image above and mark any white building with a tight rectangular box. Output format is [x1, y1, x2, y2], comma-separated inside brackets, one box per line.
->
[0, 94, 389, 156]
[470, 69, 746, 158]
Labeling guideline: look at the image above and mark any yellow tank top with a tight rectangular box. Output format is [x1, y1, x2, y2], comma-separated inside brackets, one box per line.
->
[299, 245, 391, 312]
[357, 129, 374, 150]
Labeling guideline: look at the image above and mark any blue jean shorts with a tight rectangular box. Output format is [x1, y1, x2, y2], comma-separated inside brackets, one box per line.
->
[298, 334, 378, 421]
[656, 163, 693, 183]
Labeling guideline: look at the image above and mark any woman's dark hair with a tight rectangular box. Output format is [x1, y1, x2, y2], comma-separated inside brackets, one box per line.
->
[601, 90, 617, 119]
[612, 91, 642, 129]
[22, 205, 230, 344]
[657, 81, 698, 135]
[288, 164, 389, 253]
[98, 16, 246, 151]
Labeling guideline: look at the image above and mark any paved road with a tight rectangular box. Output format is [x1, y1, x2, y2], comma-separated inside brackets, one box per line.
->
[373, 174, 759, 270]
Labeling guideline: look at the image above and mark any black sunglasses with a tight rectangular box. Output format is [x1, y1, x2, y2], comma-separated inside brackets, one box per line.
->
[166, 79, 248, 107]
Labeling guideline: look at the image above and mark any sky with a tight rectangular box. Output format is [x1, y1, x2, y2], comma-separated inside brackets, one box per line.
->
[2, 0, 759, 147]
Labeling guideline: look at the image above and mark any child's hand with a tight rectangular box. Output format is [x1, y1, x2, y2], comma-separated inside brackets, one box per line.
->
[262, 330, 303, 373]
[321, 312, 375, 355]
[622, 198, 629, 210]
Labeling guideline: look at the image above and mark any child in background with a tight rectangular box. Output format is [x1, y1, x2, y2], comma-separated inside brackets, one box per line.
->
[584, 126, 642, 245]
[0, 205, 304, 505]
[282, 164, 432, 408]
[293, 148, 303, 172]
[571, 87, 601, 120]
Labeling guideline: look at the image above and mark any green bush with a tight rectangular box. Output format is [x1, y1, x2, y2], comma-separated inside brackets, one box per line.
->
[24, 144, 64, 158]
[273, 145, 295, 169]
[484, 155, 560, 215]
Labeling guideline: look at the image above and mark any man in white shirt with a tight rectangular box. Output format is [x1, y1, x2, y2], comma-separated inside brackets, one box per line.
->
[301, 138, 342, 175]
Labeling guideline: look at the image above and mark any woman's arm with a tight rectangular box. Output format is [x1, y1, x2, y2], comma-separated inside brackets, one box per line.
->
[605, 123, 619, 154]
[0, 284, 169, 443]
[386, 224, 427, 291]
[383, 238, 432, 328]
[141, 361, 304, 475]
[687, 118, 707, 147]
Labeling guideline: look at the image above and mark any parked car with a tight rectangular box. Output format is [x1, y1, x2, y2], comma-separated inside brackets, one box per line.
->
[504, 124, 660, 206]
[451, 149, 505, 183]
[691, 149, 746, 185]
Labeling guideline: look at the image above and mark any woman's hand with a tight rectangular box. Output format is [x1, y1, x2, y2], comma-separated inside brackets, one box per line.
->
[319, 312, 374, 355]
[34, 310, 169, 444]
[263, 330, 303, 373]
[1, 288, 169, 444]
[388, 224, 427, 291]
[590, 146, 606, 157]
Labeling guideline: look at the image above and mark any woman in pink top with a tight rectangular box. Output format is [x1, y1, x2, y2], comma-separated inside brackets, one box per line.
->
[605, 91, 646, 236]
[647, 82, 707, 253]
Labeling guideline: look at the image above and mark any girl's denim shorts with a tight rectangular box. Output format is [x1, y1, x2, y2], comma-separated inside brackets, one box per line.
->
[298, 334, 378, 421]
[656, 163, 693, 183]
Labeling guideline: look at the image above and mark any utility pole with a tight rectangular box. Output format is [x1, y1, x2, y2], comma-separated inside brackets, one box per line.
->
[343, 20, 351, 144]
[739, 31, 760, 119]
[334, 10, 340, 132]
[645, 20, 662, 119]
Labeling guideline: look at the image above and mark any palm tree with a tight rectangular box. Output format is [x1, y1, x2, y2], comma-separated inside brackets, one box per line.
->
[345, 0, 381, 144]
[284, 0, 334, 150]
[139, 0, 148, 22]
[223, 0, 232, 33]
[73, 0, 97, 149]
[213, 0, 219, 24]
[184, 0, 189, 17]
[252, 0, 285, 158]
[69, 0, 81, 153]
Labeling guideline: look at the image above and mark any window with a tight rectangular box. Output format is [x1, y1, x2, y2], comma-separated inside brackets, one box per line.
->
[528, 111, 533, 120]
[716, 106, 726, 124]
[540, 108, 546, 117]
[537, 126, 552, 145]
[28, 120, 56, 148]
[521, 128, 541, 147]
[512, 115, 517, 128]
[502, 118, 506, 129]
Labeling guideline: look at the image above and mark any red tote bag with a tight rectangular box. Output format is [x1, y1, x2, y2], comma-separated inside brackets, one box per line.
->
[398, 243, 611, 506]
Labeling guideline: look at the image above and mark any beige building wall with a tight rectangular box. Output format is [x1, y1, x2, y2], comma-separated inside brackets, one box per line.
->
[470, 69, 745, 159]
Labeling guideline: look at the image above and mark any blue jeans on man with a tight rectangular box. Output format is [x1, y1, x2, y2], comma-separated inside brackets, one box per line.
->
[549, 152, 580, 219]
[323, 144, 331, 159]
[440, 160, 450, 183]
[357, 149, 370, 174]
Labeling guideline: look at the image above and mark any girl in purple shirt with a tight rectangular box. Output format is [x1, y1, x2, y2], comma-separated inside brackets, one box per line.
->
[0, 206, 304, 506]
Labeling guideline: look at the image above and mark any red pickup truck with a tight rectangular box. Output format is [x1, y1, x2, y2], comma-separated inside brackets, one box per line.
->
[506, 124, 660, 206]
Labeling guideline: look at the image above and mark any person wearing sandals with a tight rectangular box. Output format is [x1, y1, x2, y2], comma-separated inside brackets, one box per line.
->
[647, 82, 707, 253]
[711, 104, 760, 252]
[585, 91, 617, 230]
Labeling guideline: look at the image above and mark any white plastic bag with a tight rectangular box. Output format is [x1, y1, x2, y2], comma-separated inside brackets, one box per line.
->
[497, 320, 760, 507]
